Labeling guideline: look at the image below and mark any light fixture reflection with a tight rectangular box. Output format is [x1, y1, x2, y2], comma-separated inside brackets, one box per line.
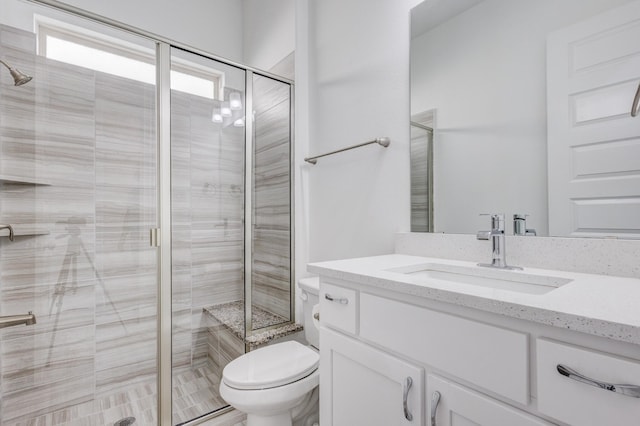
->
[230, 92, 242, 110]
[212, 109, 223, 123]
[221, 101, 232, 117]
[233, 117, 245, 127]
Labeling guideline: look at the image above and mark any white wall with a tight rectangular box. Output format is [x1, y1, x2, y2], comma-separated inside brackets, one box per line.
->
[54, 0, 244, 61]
[243, 0, 295, 72]
[294, 0, 312, 290]
[411, 0, 631, 235]
[298, 0, 412, 265]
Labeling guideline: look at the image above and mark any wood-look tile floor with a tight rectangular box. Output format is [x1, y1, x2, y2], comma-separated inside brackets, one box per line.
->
[197, 410, 246, 426]
[7, 361, 238, 426]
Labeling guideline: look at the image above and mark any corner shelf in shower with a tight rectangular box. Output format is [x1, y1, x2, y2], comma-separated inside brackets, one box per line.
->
[0, 175, 52, 186]
[0, 226, 50, 239]
[0, 176, 52, 239]
[204, 301, 303, 348]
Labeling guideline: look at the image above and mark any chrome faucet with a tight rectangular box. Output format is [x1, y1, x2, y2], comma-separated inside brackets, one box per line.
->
[0, 311, 37, 329]
[513, 214, 536, 236]
[0, 224, 14, 241]
[477, 214, 522, 270]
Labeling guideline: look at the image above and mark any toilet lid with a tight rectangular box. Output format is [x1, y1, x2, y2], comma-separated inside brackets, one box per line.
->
[222, 341, 319, 390]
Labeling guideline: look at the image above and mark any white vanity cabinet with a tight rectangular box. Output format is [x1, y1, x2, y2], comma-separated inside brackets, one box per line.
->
[427, 375, 553, 426]
[321, 328, 424, 425]
[317, 277, 640, 426]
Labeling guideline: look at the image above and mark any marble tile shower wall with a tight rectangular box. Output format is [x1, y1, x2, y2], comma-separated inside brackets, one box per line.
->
[170, 89, 245, 371]
[252, 75, 291, 321]
[0, 25, 157, 424]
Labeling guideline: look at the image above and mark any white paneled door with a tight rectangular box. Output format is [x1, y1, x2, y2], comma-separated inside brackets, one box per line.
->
[547, 0, 640, 238]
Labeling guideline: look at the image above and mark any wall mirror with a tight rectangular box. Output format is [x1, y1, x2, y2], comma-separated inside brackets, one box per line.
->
[410, 0, 640, 238]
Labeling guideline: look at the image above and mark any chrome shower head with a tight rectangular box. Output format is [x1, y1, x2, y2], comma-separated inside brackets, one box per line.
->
[0, 59, 32, 86]
[9, 68, 32, 86]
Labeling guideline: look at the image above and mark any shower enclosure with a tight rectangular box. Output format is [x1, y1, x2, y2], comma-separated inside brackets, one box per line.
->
[410, 121, 433, 232]
[0, 1, 293, 425]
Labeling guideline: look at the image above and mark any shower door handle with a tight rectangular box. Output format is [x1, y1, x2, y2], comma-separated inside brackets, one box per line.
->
[150, 228, 160, 247]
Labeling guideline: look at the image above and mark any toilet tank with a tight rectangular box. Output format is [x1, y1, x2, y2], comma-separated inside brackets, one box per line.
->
[298, 277, 320, 349]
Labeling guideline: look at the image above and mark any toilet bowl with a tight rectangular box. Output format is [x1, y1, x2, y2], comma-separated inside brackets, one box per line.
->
[219, 277, 320, 426]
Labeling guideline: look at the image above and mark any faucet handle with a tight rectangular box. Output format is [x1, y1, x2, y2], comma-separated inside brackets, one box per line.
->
[476, 230, 491, 240]
[514, 214, 537, 236]
[479, 213, 505, 231]
[514, 214, 527, 235]
[479, 213, 505, 219]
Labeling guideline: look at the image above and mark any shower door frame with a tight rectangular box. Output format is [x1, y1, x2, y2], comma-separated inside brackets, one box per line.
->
[22, 1, 296, 425]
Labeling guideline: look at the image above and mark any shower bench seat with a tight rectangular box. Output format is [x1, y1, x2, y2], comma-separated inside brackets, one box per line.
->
[203, 301, 303, 349]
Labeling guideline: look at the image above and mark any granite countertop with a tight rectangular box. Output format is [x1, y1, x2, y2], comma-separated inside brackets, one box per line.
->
[308, 254, 640, 345]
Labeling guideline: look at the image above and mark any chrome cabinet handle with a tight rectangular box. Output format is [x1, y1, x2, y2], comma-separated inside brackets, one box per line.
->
[402, 377, 413, 421]
[557, 364, 640, 398]
[324, 294, 348, 304]
[631, 81, 640, 117]
[430, 391, 441, 426]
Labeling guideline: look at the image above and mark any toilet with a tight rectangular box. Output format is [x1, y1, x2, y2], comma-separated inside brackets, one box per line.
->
[219, 277, 320, 426]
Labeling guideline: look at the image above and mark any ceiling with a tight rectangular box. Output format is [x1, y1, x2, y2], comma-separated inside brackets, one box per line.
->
[411, 0, 484, 39]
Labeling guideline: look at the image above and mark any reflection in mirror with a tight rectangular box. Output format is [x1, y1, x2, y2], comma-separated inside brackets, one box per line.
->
[410, 0, 640, 238]
[410, 114, 434, 232]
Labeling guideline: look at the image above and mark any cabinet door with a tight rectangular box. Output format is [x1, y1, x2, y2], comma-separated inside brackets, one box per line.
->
[427, 375, 555, 426]
[320, 328, 424, 426]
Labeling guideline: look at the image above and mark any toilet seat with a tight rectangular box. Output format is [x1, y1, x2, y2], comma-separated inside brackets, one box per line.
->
[223, 341, 319, 390]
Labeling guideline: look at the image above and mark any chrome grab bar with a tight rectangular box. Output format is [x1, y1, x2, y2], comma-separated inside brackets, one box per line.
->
[403, 377, 413, 421]
[324, 294, 349, 305]
[304, 137, 390, 165]
[557, 364, 640, 398]
[0, 311, 36, 329]
[632, 81, 640, 117]
[430, 391, 441, 426]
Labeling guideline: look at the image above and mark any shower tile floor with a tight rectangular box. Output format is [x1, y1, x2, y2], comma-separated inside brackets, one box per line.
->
[9, 361, 234, 426]
[200, 410, 246, 426]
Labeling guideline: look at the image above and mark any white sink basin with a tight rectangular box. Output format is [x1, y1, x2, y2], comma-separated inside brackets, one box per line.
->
[386, 263, 573, 295]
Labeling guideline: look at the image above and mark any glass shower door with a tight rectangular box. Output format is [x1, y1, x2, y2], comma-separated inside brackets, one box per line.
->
[170, 47, 247, 424]
[1, 2, 294, 425]
[251, 73, 293, 332]
[0, 1, 159, 425]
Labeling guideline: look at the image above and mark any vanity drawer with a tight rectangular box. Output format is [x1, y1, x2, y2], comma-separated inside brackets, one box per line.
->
[537, 339, 640, 426]
[360, 293, 529, 405]
[320, 281, 357, 334]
